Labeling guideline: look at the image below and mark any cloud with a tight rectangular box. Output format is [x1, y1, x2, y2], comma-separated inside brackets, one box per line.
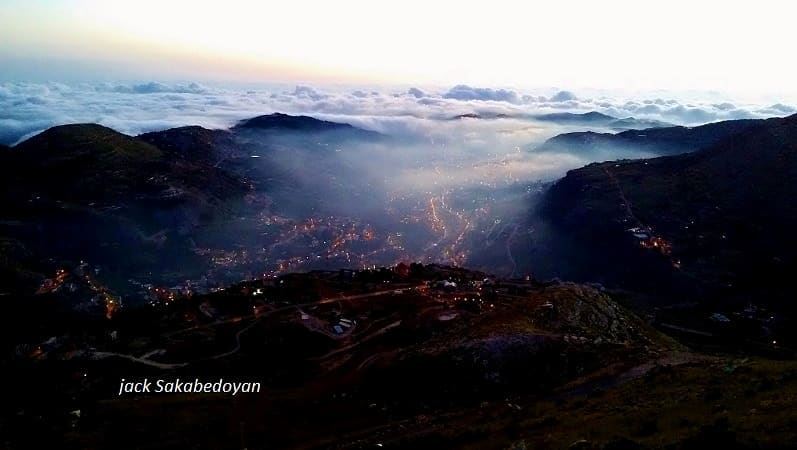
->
[407, 87, 426, 98]
[0, 81, 792, 147]
[443, 85, 521, 104]
[103, 81, 209, 94]
[713, 102, 736, 111]
[549, 90, 578, 102]
[766, 103, 795, 114]
[289, 85, 327, 101]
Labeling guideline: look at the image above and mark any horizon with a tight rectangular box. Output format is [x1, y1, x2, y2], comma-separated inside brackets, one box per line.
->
[2, 0, 797, 98]
[2, 80, 795, 147]
[4, 0, 797, 146]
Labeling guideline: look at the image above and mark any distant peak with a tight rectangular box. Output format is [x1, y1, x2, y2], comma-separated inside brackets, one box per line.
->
[139, 125, 229, 138]
[14, 123, 161, 161]
[15, 123, 132, 147]
[233, 113, 355, 132]
[535, 111, 617, 123]
[451, 112, 512, 120]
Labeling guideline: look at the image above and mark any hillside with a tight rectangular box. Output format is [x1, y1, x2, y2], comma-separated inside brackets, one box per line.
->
[535, 111, 616, 125]
[0, 124, 254, 293]
[535, 117, 766, 157]
[4, 124, 249, 206]
[2, 263, 678, 449]
[138, 126, 240, 162]
[0, 114, 390, 296]
[9, 263, 797, 449]
[233, 112, 382, 142]
[534, 111, 672, 130]
[234, 112, 354, 131]
[540, 113, 797, 345]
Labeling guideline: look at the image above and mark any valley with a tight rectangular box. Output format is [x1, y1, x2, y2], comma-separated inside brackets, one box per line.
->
[3, 110, 797, 449]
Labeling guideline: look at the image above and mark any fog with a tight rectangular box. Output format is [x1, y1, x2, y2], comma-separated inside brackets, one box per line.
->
[4, 81, 795, 290]
[192, 114, 652, 283]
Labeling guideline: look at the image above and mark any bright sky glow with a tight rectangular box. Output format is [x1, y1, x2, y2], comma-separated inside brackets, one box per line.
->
[1, 0, 796, 96]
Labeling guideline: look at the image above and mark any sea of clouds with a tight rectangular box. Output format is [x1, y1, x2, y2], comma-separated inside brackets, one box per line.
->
[1, 81, 794, 147]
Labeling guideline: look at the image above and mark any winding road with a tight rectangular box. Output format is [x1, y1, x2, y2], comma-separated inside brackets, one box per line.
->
[94, 285, 420, 369]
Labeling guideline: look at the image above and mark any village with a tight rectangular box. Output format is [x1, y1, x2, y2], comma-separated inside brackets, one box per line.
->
[18, 262, 558, 371]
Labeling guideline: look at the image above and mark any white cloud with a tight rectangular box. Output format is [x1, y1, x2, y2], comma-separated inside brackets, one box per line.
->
[442, 85, 521, 104]
[0, 81, 793, 147]
[549, 90, 578, 102]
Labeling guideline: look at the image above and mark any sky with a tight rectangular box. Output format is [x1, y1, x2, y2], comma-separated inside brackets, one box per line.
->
[1, 0, 797, 97]
[2, 0, 796, 147]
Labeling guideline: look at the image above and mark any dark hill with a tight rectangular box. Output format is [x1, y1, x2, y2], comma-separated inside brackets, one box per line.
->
[14, 123, 162, 164]
[0, 114, 384, 294]
[0, 124, 251, 292]
[230, 113, 384, 148]
[451, 112, 512, 120]
[536, 117, 764, 157]
[7, 124, 163, 204]
[234, 112, 379, 138]
[6, 124, 245, 206]
[138, 125, 234, 159]
[138, 125, 251, 171]
[533, 112, 672, 130]
[540, 114, 797, 313]
[234, 112, 346, 131]
[535, 111, 616, 124]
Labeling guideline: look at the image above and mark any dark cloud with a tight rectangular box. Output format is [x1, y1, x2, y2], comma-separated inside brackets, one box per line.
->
[549, 90, 577, 102]
[443, 85, 521, 104]
[768, 103, 795, 113]
[522, 94, 547, 103]
[407, 87, 426, 98]
[713, 102, 736, 111]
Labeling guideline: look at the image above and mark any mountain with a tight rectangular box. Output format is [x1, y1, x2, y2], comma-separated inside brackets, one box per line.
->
[13, 123, 161, 163]
[138, 126, 240, 162]
[607, 116, 673, 130]
[0, 124, 253, 292]
[450, 112, 512, 120]
[0, 113, 388, 295]
[230, 113, 385, 161]
[540, 114, 797, 320]
[535, 111, 617, 124]
[448, 111, 670, 130]
[4, 123, 248, 211]
[535, 117, 764, 157]
[233, 112, 381, 140]
[234, 112, 353, 131]
[8, 113, 797, 448]
[533, 111, 672, 130]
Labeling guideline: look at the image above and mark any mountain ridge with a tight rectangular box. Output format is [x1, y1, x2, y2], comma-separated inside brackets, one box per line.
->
[535, 116, 768, 157]
[539, 113, 797, 312]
